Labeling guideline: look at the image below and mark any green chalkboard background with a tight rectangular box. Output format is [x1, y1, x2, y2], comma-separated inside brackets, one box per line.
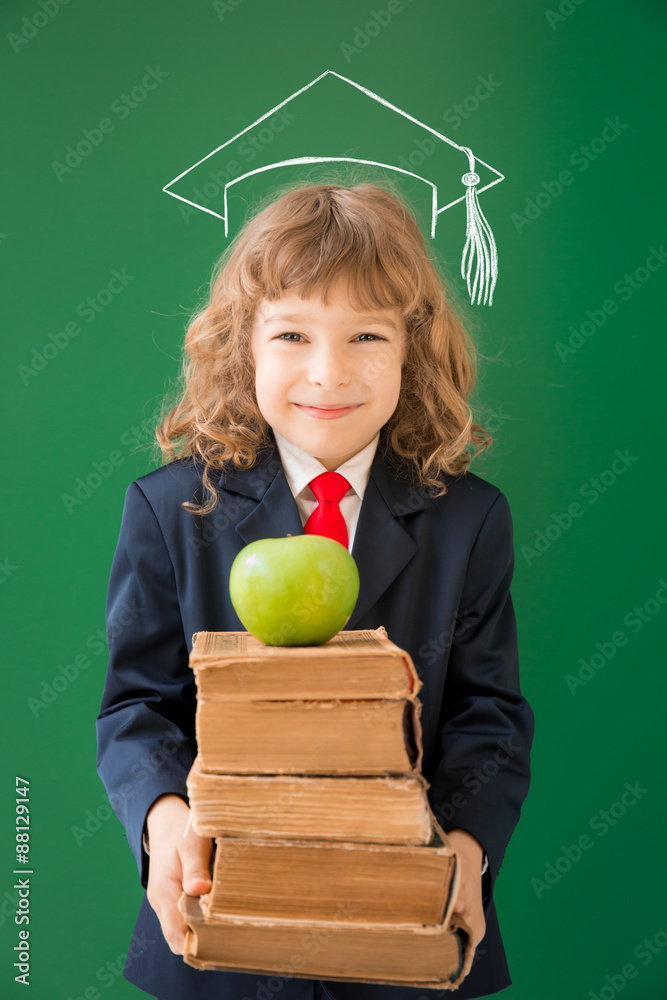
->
[1, 0, 666, 997]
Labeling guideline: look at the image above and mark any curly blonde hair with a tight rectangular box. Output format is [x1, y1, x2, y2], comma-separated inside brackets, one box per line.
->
[153, 177, 494, 516]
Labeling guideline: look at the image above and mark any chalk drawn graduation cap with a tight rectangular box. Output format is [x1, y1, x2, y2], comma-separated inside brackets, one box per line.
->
[163, 70, 504, 305]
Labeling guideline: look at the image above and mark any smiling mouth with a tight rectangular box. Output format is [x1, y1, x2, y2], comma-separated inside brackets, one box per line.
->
[294, 403, 362, 418]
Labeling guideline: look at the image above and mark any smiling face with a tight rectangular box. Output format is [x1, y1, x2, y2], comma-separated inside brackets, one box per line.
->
[250, 280, 406, 470]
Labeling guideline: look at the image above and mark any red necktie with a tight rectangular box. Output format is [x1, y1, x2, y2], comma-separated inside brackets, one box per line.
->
[303, 471, 351, 548]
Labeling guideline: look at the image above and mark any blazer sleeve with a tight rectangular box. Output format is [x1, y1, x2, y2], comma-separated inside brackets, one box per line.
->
[425, 491, 535, 901]
[95, 481, 197, 890]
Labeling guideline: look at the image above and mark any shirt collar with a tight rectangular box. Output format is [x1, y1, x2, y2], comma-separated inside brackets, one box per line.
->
[272, 427, 380, 501]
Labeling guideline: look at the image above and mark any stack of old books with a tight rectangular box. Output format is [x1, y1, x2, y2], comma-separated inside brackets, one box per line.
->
[178, 626, 472, 989]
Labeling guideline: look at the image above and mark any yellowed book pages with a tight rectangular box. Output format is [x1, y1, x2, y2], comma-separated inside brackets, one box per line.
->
[189, 627, 422, 701]
[178, 895, 472, 989]
[186, 761, 434, 843]
[199, 814, 455, 925]
[196, 696, 422, 774]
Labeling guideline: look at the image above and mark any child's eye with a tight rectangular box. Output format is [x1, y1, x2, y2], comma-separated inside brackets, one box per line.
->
[275, 333, 385, 342]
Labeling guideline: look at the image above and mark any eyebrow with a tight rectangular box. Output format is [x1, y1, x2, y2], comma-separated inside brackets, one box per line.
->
[263, 312, 398, 331]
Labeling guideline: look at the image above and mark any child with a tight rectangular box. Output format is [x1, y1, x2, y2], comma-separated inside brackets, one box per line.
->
[96, 180, 534, 1000]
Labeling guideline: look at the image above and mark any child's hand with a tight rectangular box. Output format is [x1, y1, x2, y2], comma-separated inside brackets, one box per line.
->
[145, 794, 214, 955]
[445, 828, 487, 982]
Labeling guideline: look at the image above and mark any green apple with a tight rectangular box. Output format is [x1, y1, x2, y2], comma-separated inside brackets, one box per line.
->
[229, 534, 360, 646]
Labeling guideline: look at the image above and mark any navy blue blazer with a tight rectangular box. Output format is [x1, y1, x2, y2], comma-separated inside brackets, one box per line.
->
[96, 430, 534, 1000]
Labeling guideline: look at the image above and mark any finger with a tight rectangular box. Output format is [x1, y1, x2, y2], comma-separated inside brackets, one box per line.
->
[182, 869, 212, 896]
[165, 927, 188, 955]
[457, 935, 473, 984]
[146, 844, 196, 952]
[150, 875, 191, 955]
[181, 837, 214, 896]
[460, 930, 478, 983]
[160, 906, 189, 956]
[452, 906, 476, 982]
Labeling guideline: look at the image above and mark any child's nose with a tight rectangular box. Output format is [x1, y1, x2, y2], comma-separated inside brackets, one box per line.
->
[307, 348, 352, 388]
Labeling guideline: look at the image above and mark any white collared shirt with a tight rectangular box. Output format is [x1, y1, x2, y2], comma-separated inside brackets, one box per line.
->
[271, 427, 380, 553]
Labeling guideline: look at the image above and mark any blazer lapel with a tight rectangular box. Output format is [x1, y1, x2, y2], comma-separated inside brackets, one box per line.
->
[217, 436, 432, 631]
